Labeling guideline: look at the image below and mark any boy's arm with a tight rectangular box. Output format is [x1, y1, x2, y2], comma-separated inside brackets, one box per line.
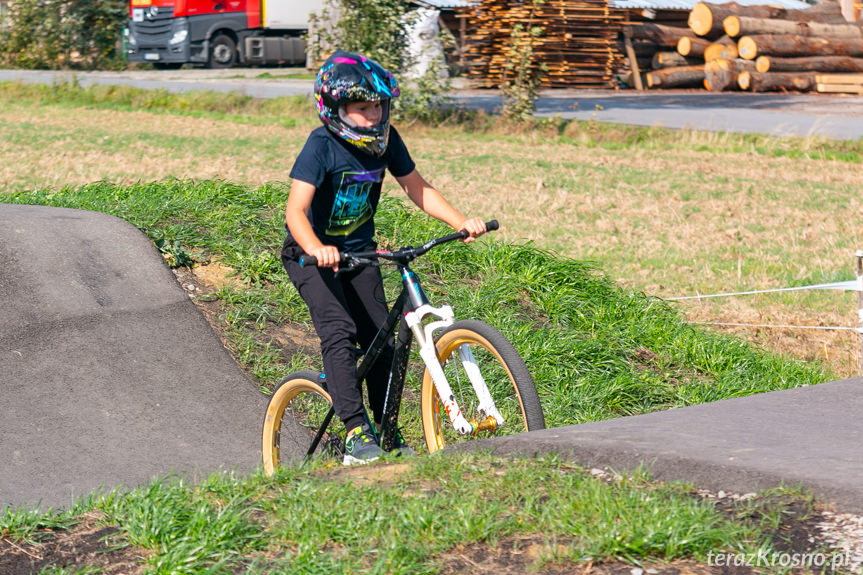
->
[396, 169, 486, 242]
[285, 179, 341, 269]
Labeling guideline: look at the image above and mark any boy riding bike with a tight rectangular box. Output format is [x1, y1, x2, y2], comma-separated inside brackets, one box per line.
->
[281, 50, 487, 465]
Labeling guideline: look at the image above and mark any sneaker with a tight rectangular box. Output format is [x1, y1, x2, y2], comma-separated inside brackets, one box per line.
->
[343, 424, 383, 466]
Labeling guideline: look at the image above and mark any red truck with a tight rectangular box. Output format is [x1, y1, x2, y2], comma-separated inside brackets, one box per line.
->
[126, 0, 321, 69]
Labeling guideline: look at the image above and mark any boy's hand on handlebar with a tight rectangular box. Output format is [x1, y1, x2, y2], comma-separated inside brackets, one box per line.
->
[458, 217, 487, 244]
[311, 245, 341, 271]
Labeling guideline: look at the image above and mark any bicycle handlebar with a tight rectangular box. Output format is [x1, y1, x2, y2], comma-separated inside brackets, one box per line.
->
[298, 220, 499, 268]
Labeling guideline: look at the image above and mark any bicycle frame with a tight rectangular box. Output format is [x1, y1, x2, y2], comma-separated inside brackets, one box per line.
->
[304, 259, 503, 457]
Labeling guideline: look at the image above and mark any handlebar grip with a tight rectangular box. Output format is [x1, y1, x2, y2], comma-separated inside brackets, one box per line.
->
[298, 255, 317, 267]
[486, 220, 499, 231]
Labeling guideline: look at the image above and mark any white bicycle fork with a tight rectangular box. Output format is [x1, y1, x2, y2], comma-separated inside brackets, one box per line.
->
[404, 304, 504, 435]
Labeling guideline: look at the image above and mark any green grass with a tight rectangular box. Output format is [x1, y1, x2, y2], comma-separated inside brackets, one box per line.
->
[1, 454, 818, 573]
[253, 71, 317, 80]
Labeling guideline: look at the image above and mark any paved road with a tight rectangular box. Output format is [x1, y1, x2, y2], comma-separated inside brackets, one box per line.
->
[1, 68, 862, 140]
[0, 204, 271, 511]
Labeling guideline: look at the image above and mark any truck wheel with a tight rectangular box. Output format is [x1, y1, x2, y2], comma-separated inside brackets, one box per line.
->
[209, 34, 236, 68]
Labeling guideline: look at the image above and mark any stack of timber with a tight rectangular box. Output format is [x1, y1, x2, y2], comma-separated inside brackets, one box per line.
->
[458, 0, 625, 88]
[624, 21, 709, 89]
[621, 6, 756, 89]
[816, 73, 863, 93]
[617, 1, 756, 89]
[685, 0, 863, 92]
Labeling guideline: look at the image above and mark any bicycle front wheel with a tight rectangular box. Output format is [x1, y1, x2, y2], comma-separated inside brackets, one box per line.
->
[421, 319, 545, 453]
[262, 370, 343, 475]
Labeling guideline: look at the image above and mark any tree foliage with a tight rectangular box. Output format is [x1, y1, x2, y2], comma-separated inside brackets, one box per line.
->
[307, 0, 409, 73]
[0, 0, 127, 69]
[500, 1, 547, 122]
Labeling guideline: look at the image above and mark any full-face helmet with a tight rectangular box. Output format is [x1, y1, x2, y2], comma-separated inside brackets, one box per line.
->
[314, 50, 400, 157]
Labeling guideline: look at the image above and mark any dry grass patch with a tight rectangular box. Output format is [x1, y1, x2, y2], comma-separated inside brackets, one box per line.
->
[402, 131, 863, 377]
[681, 299, 861, 378]
[0, 104, 307, 189]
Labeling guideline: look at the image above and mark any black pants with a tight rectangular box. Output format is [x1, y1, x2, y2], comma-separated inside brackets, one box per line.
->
[281, 238, 394, 432]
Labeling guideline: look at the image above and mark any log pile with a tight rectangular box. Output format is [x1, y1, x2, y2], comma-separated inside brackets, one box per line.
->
[455, 0, 861, 92]
[683, 1, 863, 93]
[458, 0, 625, 88]
[625, 21, 709, 89]
[624, 1, 863, 92]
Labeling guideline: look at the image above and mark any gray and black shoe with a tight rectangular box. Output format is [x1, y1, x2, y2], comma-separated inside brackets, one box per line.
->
[343, 424, 383, 466]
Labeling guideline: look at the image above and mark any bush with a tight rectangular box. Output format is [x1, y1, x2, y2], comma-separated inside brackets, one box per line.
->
[0, 0, 127, 70]
[307, 0, 408, 73]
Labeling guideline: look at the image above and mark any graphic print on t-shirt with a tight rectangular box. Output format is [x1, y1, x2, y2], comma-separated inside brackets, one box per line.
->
[326, 168, 384, 236]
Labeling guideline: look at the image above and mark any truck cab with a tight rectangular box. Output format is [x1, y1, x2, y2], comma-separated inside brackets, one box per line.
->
[126, 0, 318, 68]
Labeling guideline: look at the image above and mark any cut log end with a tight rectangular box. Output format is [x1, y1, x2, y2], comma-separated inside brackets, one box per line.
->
[704, 61, 735, 91]
[677, 36, 692, 56]
[738, 36, 758, 60]
[724, 15, 741, 38]
[688, 2, 713, 37]
[704, 42, 739, 62]
[738, 70, 752, 90]
[755, 55, 770, 72]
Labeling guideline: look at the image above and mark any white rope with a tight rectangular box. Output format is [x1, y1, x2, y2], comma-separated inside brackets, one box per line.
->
[668, 280, 861, 301]
[688, 321, 861, 333]
[674, 278, 863, 333]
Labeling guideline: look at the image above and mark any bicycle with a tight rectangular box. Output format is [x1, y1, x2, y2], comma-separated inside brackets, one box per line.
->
[262, 221, 545, 473]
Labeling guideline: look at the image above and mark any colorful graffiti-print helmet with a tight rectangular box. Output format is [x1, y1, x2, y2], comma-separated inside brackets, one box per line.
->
[314, 50, 400, 157]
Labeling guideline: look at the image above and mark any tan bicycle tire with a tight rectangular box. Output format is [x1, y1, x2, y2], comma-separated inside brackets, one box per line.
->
[421, 319, 544, 453]
[261, 371, 335, 476]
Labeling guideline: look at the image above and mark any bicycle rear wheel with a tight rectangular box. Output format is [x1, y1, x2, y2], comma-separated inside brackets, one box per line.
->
[262, 370, 343, 475]
[421, 319, 545, 453]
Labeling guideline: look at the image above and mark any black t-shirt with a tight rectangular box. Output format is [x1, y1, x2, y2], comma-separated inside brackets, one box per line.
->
[289, 125, 416, 251]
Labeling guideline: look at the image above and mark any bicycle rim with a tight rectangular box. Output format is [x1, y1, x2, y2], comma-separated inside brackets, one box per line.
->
[262, 371, 343, 475]
[421, 320, 544, 453]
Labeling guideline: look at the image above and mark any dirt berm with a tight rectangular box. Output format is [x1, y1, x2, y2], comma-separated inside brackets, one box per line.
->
[1, 204, 268, 511]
